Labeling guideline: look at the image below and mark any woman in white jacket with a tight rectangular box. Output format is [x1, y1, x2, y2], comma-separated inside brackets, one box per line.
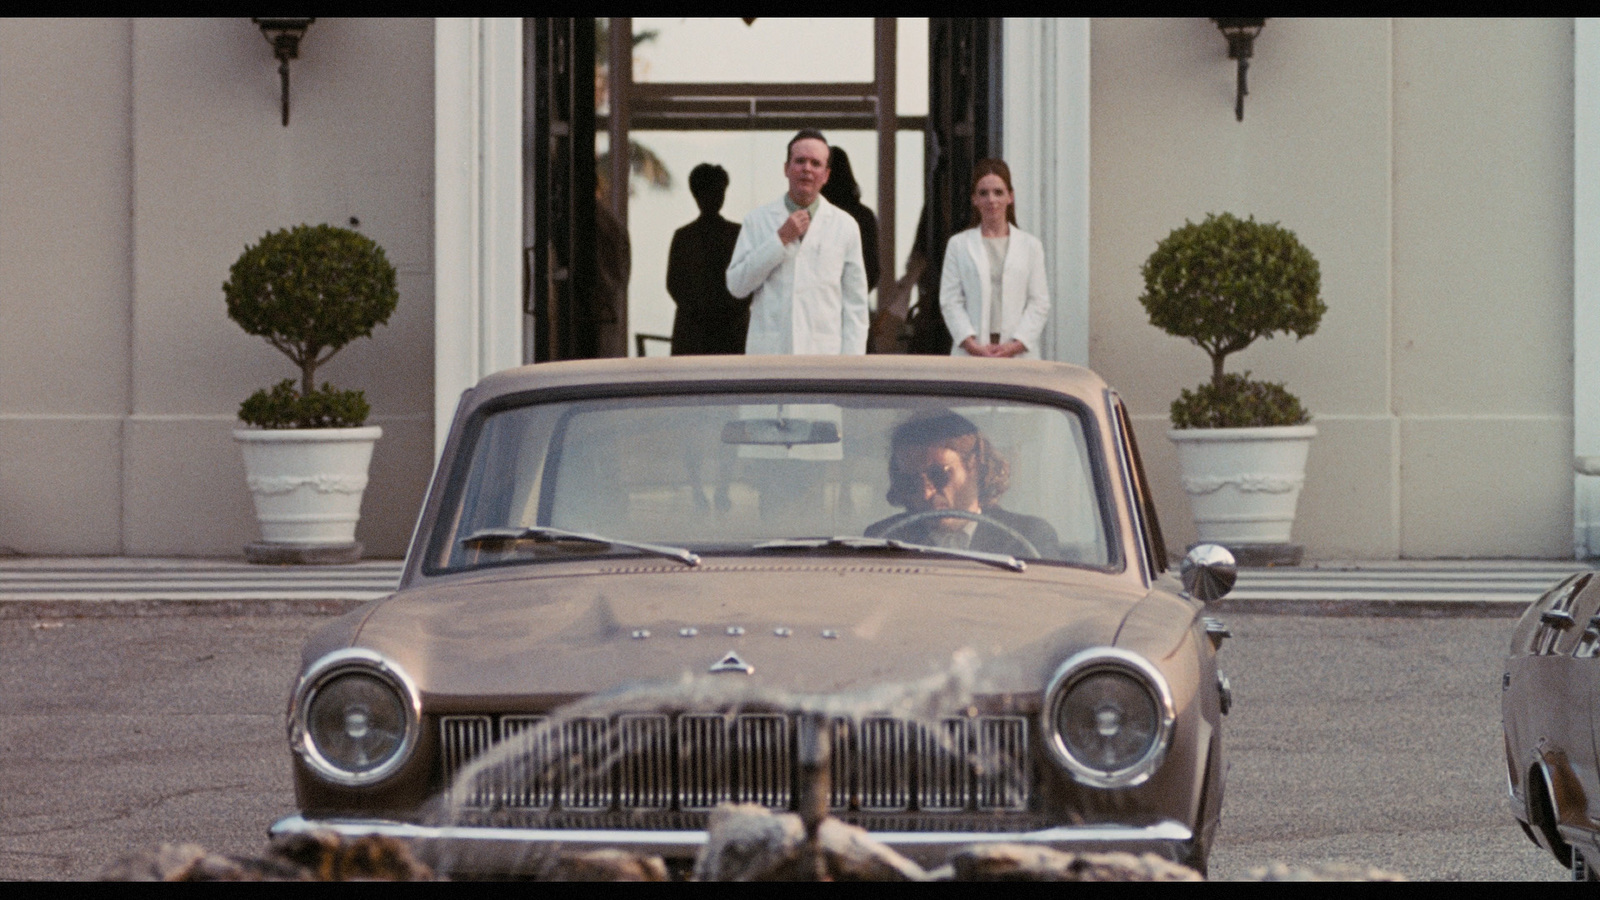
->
[939, 159, 1050, 358]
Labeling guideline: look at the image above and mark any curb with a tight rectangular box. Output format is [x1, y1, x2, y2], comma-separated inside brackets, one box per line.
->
[0, 597, 371, 619]
[1207, 597, 1526, 618]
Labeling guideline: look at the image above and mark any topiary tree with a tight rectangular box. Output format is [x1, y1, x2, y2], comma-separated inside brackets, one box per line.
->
[224, 224, 398, 428]
[1139, 212, 1325, 428]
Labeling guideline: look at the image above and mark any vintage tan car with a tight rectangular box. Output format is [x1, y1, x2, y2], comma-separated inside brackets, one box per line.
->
[270, 356, 1236, 876]
[1503, 570, 1600, 879]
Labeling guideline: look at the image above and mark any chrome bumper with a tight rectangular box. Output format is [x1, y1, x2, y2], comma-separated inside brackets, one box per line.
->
[270, 813, 1194, 871]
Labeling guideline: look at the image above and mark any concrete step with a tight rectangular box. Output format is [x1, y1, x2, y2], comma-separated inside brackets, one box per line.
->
[1215, 560, 1592, 616]
[0, 558, 403, 617]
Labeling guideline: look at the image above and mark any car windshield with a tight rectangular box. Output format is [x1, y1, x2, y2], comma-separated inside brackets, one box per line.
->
[426, 391, 1117, 573]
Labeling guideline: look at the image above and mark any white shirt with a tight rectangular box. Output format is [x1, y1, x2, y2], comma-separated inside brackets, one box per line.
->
[726, 195, 869, 355]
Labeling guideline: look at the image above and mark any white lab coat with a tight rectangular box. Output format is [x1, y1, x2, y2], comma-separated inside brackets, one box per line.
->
[726, 195, 869, 355]
[939, 226, 1050, 359]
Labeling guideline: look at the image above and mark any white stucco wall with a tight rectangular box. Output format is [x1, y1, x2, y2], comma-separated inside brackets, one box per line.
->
[0, 18, 437, 556]
[1084, 17, 1573, 559]
[0, 19, 133, 555]
[0, 17, 1582, 561]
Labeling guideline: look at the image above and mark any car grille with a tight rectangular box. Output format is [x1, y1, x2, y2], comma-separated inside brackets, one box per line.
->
[439, 713, 1030, 816]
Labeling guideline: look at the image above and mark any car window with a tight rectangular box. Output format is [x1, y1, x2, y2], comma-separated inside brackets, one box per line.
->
[1112, 396, 1166, 576]
[428, 391, 1117, 573]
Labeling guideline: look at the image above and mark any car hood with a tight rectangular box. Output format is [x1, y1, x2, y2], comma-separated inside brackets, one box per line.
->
[333, 559, 1175, 709]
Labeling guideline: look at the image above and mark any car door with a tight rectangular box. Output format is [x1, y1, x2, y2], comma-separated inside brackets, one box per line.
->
[1564, 577, 1600, 835]
[1528, 575, 1600, 838]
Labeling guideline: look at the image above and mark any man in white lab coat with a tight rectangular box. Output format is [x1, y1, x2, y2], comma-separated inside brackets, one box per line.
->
[726, 130, 869, 355]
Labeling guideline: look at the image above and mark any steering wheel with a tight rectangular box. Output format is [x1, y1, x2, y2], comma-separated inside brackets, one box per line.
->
[876, 509, 1041, 559]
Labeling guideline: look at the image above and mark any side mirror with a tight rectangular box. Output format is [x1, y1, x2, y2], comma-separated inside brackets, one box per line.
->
[1181, 544, 1237, 602]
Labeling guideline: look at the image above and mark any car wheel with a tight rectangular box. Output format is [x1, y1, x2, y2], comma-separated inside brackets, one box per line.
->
[1530, 765, 1573, 869]
[1181, 733, 1223, 878]
[1576, 848, 1600, 882]
[1181, 841, 1209, 880]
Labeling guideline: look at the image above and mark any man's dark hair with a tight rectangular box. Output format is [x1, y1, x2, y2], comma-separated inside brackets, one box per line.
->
[688, 163, 729, 213]
[885, 411, 1011, 508]
[786, 128, 829, 162]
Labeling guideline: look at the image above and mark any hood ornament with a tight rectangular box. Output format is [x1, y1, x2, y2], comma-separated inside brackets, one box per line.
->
[709, 650, 754, 675]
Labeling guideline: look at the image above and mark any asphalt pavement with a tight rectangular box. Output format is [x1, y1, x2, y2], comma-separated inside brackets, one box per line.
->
[0, 556, 1589, 618]
[1, 559, 1581, 880]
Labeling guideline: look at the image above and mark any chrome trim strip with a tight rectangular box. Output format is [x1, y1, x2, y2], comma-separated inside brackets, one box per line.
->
[270, 813, 1193, 860]
[876, 820, 1193, 846]
[1106, 390, 1152, 587]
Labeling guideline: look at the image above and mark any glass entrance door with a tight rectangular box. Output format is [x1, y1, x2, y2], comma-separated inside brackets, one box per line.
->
[529, 18, 1003, 361]
[602, 18, 927, 357]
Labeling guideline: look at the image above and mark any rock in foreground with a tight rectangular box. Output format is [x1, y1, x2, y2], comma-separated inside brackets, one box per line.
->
[100, 832, 434, 881]
[105, 808, 1411, 881]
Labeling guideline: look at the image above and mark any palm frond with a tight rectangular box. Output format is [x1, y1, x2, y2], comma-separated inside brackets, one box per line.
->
[597, 141, 672, 196]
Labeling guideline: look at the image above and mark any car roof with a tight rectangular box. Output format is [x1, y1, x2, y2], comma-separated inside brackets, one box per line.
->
[467, 355, 1111, 405]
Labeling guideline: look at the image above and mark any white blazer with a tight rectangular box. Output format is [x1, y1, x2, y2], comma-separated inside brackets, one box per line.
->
[939, 226, 1050, 359]
[726, 195, 869, 355]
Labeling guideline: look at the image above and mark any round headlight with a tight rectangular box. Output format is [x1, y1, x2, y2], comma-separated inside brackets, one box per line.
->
[293, 649, 419, 786]
[1043, 648, 1175, 788]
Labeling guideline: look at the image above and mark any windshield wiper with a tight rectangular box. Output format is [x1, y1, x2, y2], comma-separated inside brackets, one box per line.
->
[751, 536, 1025, 572]
[460, 526, 700, 568]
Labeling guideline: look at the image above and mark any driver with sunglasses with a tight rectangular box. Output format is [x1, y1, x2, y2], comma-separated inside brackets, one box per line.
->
[865, 411, 1060, 560]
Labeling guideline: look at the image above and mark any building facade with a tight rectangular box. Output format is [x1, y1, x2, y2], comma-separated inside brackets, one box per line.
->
[0, 18, 1588, 560]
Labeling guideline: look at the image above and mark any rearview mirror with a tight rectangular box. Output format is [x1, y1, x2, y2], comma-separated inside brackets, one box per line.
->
[721, 418, 841, 446]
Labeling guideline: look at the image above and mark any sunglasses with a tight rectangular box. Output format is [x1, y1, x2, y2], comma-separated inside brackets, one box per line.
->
[896, 464, 955, 491]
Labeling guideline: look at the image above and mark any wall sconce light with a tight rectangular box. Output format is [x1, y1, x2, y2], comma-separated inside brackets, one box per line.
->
[1212, 18, 1265, 122]
[253, 17, 315, 126]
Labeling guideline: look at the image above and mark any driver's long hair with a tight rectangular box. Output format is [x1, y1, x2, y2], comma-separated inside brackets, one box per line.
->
[885, 412, 1011, 508]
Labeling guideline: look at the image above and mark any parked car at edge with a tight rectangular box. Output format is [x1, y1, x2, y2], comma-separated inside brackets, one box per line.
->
[1503, 570, 1600, 879]
[270, 356, 1237, 876]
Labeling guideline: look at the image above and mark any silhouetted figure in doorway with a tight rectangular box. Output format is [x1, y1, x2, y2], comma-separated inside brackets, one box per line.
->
[667, 163, 749, 355]
[595, 199, 631, 358]
[821, 146, 880, 293]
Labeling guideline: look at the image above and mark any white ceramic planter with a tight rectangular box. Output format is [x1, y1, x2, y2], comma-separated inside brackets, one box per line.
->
[234, 427, 381, 552]
[1167, 424, 1316, 545]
